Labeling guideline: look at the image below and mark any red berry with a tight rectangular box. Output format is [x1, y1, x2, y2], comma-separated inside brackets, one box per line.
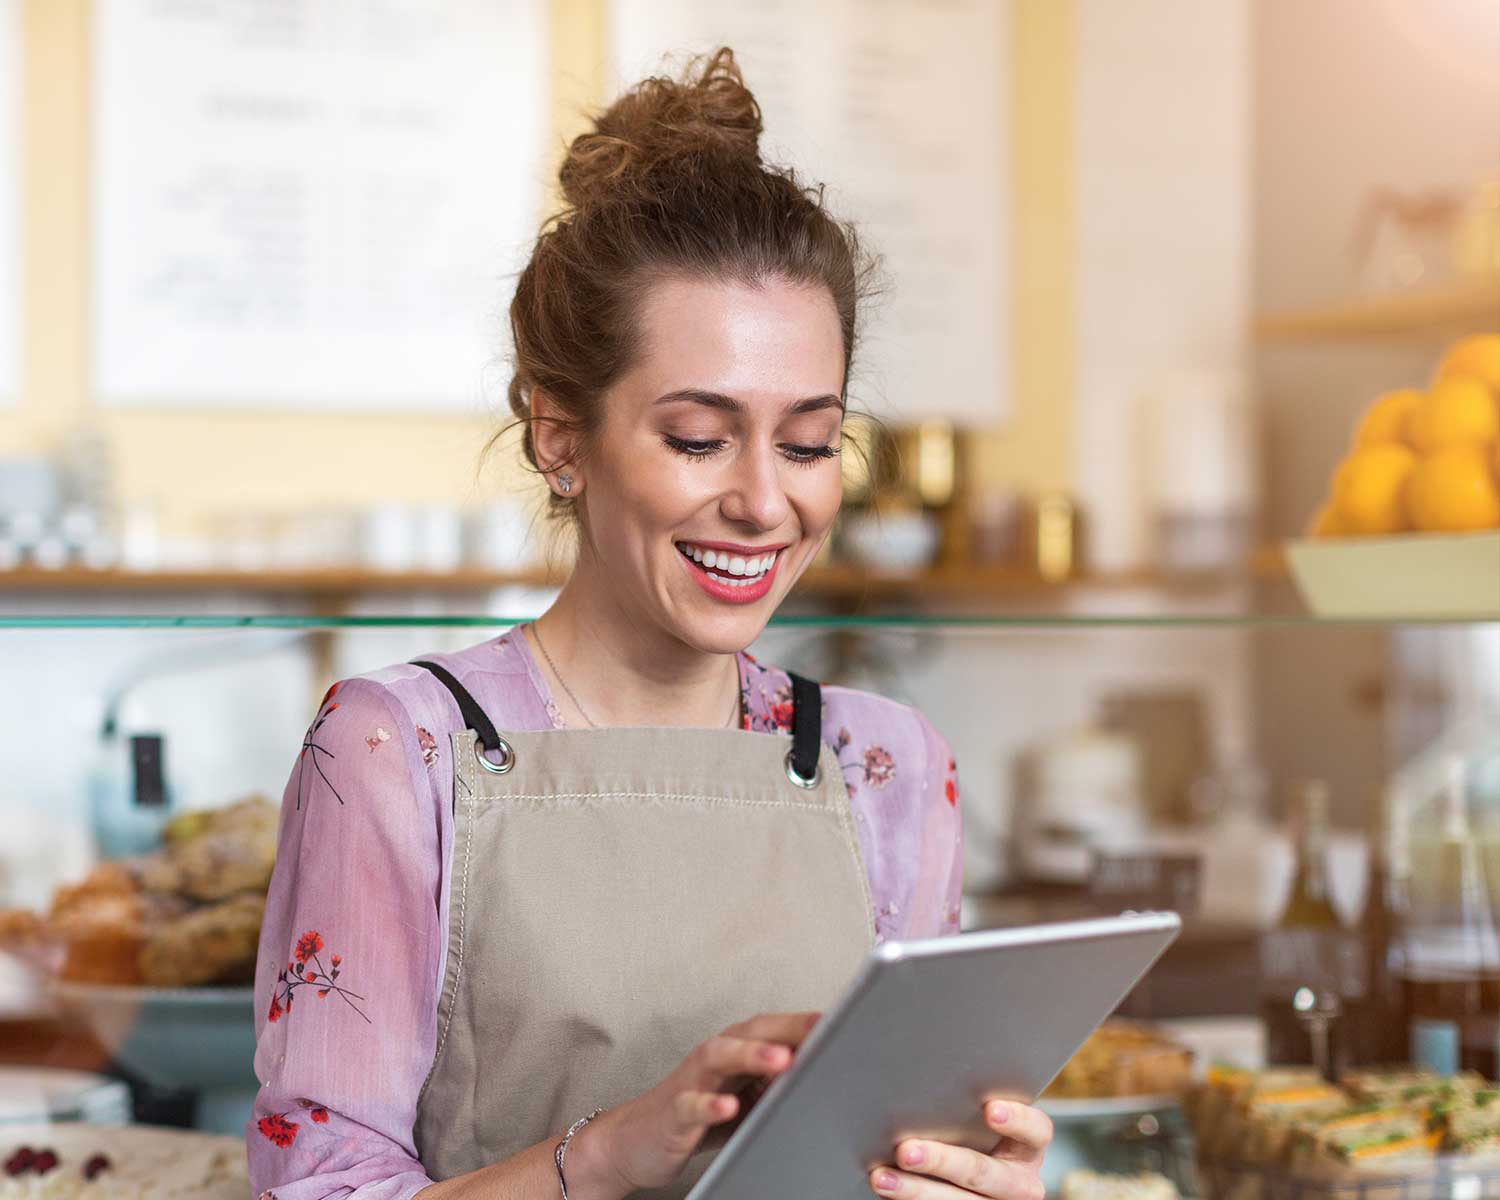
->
[4, 1145, 36, 1175]
[31, 1148, 59, 1174]
[83, 1153, 113, 1180]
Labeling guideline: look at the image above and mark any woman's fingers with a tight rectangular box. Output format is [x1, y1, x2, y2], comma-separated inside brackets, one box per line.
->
[724, 1010, 822, 1046]
[671, 1089, 737, 1130]
[692, 1033, 791, 1087]
[868, 1140, 1045, 1199]
[983, 1101, 1054, 1162]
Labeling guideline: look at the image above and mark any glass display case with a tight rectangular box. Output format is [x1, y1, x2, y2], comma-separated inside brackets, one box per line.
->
[1, 602, 1496, 1192]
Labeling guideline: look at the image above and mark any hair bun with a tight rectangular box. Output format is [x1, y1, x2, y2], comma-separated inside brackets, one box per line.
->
[559, 46, 764, 209]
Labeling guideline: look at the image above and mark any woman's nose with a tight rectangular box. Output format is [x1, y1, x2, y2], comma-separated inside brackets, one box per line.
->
[720, 444, 792, 529]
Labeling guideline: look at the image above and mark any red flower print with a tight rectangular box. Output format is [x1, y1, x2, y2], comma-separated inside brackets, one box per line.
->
[769, 700, 793, 732]
[258, 1114, 299, 1148]
[294, 931, 324, 964]
[944, 756, 959, 806]
[365, 726, 390, 753]
[272, 933, 370, 1024]
[862, 746, 896, 788]
[309, 1106, 329, 1124]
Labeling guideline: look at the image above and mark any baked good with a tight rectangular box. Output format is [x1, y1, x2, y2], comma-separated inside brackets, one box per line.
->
[1060, 1170, 1179, 1200]
[139, 893, 266, 987]
[1044, 1019, 1194, 1099]
[1, 795, 276, 987]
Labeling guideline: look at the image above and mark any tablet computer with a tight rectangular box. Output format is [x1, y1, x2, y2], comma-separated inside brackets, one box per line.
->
[686, 910, 1182, 1200]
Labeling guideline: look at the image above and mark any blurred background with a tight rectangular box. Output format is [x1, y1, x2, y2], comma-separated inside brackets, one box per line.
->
[0, 1, 1498, 1193]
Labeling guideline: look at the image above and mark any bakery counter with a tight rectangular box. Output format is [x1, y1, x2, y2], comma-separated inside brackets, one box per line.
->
[1, 1122, 248, 1197]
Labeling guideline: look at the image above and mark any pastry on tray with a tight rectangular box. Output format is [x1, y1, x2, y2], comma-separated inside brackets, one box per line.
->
[1042, 1019, 1195, 1100]
[0, 794, 276, 989]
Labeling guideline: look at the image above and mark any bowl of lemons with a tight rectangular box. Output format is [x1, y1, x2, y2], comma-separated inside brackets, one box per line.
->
[1288, 333, 1500, 618]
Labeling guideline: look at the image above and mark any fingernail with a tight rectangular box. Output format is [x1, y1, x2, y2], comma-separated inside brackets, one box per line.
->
[760, 1046, 782, 1064]
[874, 1170, 900, 1191]
[899, 1143, 925, 1166]
[989, 1101, 1010, 1124]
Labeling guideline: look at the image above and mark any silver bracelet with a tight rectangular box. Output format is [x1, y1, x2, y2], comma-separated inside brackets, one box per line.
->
[554, 1106, 604, 1199]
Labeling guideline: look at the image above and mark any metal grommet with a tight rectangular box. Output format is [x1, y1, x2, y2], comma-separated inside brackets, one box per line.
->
[784, 748, 820, 789]
[475, 736, 515, 774]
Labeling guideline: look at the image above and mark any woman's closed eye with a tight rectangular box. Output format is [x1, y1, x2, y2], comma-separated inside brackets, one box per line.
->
[662, 435, 839, 466]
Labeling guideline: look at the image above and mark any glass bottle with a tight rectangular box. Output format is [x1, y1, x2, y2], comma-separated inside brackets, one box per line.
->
[1347, 784, 1414, 1065]
[1400, 758, 1500, 1077]
[1259, 781, 1352, 1074]
[1282, 781, 1340, 927]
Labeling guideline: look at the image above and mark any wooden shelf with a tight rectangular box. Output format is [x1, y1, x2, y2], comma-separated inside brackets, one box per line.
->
[0, 557, 1282, 601]
[1254, 278, 1500, 343]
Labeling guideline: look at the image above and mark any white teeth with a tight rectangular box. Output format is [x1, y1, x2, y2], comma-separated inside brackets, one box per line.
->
[676, 542, 778, 584]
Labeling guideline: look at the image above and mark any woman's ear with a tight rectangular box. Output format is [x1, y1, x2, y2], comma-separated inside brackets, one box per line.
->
[531, 387, 582, 497]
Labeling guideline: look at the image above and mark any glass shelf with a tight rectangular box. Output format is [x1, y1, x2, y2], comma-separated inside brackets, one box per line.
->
[0, 612, 1495, 630]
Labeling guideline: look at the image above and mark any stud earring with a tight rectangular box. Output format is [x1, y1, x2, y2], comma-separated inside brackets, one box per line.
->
[557, 473, 573, 494]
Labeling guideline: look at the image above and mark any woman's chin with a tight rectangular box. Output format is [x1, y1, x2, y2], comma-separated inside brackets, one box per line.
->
[664, 591, 777, 655]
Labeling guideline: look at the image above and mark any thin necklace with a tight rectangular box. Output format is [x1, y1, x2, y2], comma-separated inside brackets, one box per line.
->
[530, 622, 742, 730]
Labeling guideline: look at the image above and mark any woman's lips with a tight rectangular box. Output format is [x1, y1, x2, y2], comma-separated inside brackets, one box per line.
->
[677, 543, 782, 604]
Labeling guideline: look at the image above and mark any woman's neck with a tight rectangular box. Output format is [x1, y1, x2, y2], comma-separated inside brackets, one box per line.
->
[526, 579, 741, 729]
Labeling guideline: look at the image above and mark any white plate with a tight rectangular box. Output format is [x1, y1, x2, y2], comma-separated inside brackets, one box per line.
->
[0, 1068, 130, 1125]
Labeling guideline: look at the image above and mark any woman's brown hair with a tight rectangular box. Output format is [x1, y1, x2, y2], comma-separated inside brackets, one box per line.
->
[492, 46, 886, 536]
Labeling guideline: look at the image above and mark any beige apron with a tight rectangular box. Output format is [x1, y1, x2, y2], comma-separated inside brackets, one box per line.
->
[408, 659, 876, 1198]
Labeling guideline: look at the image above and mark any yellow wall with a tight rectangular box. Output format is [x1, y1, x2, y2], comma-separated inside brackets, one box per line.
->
[3, 0, 1072, 526]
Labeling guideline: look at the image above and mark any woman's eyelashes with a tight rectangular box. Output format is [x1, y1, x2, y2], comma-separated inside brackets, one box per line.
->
[661, 434, 839, 466]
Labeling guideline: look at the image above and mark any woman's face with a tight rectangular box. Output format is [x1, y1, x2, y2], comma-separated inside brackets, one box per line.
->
[574, 274, 846, 654]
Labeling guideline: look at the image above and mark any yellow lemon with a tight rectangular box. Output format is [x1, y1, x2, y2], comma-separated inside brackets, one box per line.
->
[1305, 502, 1348, 538]
[1352, 389, 1421, 447]
[1331, 444, 1417, 534]
[1406, 376, 1500, 454]
[1405, 444, 1500, 532]
[1433, 333, 1500, 392]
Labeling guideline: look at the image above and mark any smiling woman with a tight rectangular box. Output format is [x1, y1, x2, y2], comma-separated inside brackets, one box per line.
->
[247, 46, 1048, 1200]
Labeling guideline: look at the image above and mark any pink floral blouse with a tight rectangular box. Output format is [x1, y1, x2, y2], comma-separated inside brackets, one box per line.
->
[246, 625, 963, 1199]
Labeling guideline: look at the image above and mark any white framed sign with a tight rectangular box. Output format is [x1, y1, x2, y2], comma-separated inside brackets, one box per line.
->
[92, 0, 549, 411]
[609, 0, 1010, 426]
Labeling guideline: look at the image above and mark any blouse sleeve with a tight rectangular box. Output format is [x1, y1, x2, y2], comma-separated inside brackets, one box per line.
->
[246, 677, 442, 1200]
[909, 711, 964, 938]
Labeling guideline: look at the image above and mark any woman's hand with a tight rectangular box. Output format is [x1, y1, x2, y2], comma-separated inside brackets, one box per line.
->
[585, 1011, 821, 1197]
[866, 1099, 1053, 1200]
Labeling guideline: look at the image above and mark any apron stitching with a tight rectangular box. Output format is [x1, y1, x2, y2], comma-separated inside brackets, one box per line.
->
[462, 791, 830, 809]
[420, 754, 475, 1105]
[821, 742, 878, 947]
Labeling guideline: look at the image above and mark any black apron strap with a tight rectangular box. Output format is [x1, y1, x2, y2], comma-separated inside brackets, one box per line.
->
[411, 659, 504, 754]
[785, 670, 822, 783]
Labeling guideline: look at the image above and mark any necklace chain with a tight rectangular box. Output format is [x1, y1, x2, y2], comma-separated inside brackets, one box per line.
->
[530, 622, 742, 730]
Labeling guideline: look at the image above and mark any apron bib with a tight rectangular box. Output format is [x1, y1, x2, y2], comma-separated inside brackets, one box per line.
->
[409, 659, 876, 1198]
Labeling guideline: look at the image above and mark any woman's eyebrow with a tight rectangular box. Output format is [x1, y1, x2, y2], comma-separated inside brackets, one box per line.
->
[653, 388, 845, 416]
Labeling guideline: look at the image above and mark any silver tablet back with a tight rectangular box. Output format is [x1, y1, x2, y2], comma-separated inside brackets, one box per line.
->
[686, 911, 1181, 1200]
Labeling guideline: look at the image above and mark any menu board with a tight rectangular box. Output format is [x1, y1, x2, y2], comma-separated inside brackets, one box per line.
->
[609, 0, 1009, 426]
[0, 0, 18, 404]
[92, 0, 548, 411]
